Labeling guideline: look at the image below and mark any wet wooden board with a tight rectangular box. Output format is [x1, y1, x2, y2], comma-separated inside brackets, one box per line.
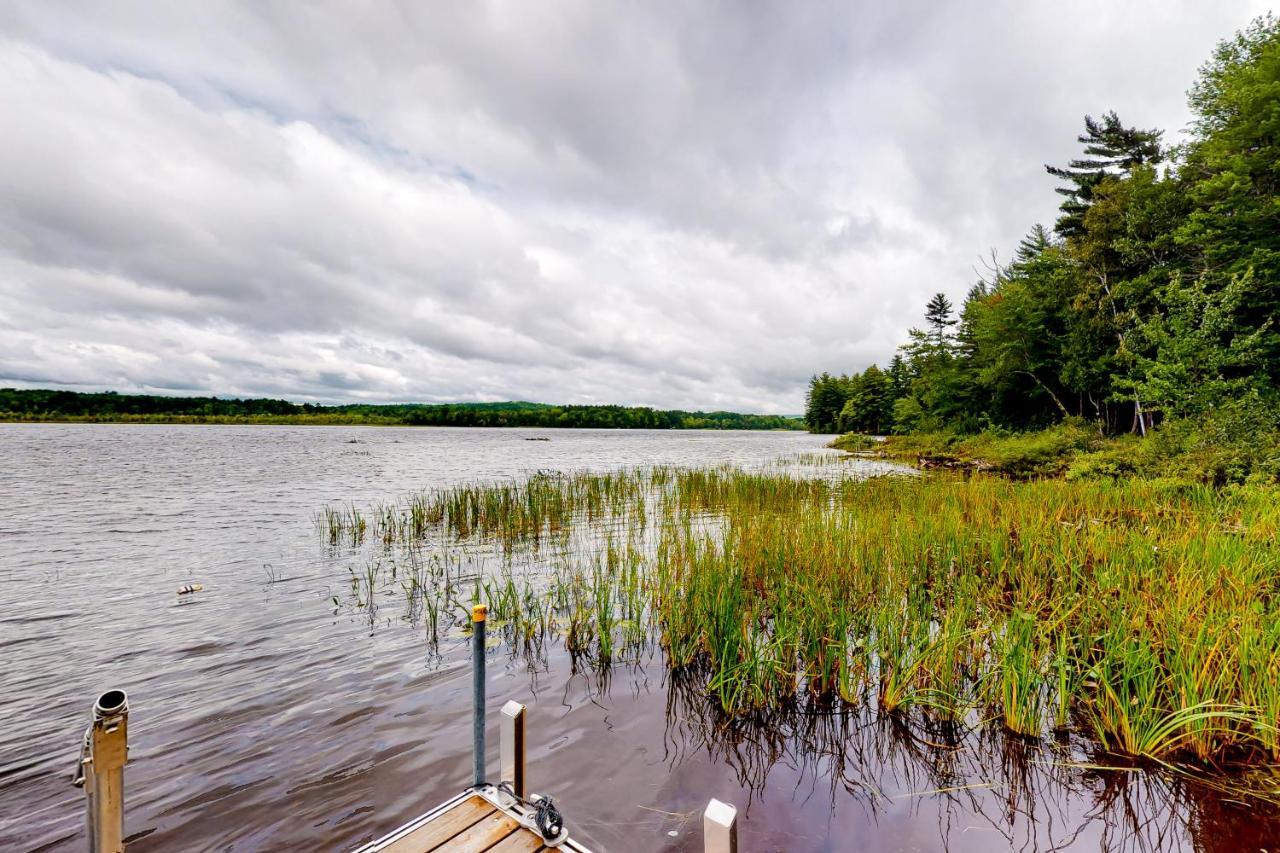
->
[485, 832, 548, 853]
[377, 795, 547, 853]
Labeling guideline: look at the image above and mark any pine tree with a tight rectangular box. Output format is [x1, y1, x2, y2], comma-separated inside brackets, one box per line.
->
[1046, 112, 1164, 239]
[1015, 224, 1053, 264]
[837, 365, 894, 434]
[804, 372, 853, 433]
[887, 354, 911, 401]
[924, 293, 957, 347]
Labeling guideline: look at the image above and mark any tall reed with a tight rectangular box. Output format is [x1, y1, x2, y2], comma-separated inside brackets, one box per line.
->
[321, 466, 1280, 772]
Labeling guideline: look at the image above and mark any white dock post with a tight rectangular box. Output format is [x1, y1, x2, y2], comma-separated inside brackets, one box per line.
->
[703, 798, 737, 853]
[500, 700, 526, 798]
[82, 689, 129, 853]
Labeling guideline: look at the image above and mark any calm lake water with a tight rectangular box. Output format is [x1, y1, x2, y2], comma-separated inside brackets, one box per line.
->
[2, 424, 1276, 852]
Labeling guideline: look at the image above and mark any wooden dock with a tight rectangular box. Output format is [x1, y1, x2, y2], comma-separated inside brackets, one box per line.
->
[353, 607, 737, 852]
[355, 785, 740, 853]
[353, 786, 590, 853]
[72, 604, 739, 852]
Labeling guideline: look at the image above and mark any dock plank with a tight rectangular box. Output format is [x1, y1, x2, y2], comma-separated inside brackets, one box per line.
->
[381, 796, 494, 853]
[432, 810, 521, 851]
[486, 831, 547, 853]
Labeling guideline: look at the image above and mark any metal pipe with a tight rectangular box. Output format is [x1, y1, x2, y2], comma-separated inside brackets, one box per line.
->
[83, 689, 129, 853]
[500, 700, 526, 798]
[472, 604, 487, 788]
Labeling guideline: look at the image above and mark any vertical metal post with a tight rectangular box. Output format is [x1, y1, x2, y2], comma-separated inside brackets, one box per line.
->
[472, 604, 487, 788]
[500, 700, 526, 798]
[83, 689, 129, 853]
[703, 798, 737, 853]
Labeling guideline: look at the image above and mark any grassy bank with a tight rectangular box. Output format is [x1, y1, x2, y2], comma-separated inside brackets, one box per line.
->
[832, 417, 1280, 484]
[830, 421, 1100, 477]
[320, 464, 1280, 785]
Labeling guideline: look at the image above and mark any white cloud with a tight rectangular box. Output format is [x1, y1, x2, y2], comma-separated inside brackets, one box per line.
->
[0, 1, 1271, 412]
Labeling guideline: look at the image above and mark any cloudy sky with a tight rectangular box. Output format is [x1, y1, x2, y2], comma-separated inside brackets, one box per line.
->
[0, 2, 1270, 412]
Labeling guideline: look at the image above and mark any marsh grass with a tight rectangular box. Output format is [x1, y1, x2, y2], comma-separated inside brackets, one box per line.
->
[319, 465, 1280, 788]
[316, 503, 367, 546]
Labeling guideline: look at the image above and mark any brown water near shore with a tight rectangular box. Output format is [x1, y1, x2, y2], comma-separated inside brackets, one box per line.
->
[3, 424, 1278, 851]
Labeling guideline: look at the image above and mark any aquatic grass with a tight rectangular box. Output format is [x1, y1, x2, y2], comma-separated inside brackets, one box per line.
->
[318, 463, 1280, 782]
[988, 611, 1048, 736]
[315, 503, 368, 546]
[649, 473, 1280, 768]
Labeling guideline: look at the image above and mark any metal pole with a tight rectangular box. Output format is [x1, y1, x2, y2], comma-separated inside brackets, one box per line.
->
[472, 604, 487, 788]
[82, 689, 129, 853]
[703, 798, 737, 853]
[500, 700, 526, 798]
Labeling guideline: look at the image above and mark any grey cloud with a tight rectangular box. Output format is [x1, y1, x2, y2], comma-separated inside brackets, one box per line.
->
[0, 1, 1271, 413]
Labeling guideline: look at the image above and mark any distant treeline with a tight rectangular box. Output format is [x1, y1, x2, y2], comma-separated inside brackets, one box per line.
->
[0, 388, 803, 431]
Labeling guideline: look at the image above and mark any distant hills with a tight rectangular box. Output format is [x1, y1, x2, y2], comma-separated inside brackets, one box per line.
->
[0, 388, 803, 430]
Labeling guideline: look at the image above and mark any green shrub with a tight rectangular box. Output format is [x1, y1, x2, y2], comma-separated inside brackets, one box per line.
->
[960, 420, 1097, 477]
[828, 433, 878, 452]
[1066, 436, 1149, 480]
[1067, 398, 1280, 485]
[890, 397, 926, 434]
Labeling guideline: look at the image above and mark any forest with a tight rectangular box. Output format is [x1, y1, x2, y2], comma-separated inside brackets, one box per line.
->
[806, 15, 1280, 478]
[0, 388, 802, 431]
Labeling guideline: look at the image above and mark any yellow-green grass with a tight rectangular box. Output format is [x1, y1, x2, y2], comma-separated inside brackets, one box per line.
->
[321, 468, 1280, 773]
[831, 420, 1100, 478]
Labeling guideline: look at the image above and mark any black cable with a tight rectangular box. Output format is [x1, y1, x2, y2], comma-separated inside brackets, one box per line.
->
[533, 794, 564, 840]
[494, 781, 565, 842]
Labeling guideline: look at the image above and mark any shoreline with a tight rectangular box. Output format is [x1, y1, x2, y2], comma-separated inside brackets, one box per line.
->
[0, 416, 806, 430]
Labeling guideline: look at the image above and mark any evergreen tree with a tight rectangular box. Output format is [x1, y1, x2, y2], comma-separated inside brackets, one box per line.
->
[965, 233, 1074, 424]
[900, 294, 973, 431]
[838, 364, 894, 434]
[1046, 111, 1164, 238]
[887, 354, 911, 401]
[1015, 224, 1052, 263]
[804, 373, 853, 433]
[924, 293, 957, 347]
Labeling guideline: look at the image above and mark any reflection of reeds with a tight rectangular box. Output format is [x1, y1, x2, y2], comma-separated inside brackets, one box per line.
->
[320, 466, 1280, 784]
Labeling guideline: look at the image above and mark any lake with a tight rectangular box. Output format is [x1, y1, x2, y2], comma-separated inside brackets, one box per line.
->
[1, 424, 1274, 851]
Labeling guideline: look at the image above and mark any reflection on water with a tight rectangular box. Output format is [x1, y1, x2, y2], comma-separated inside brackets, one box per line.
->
[660, 667, 1277, 851]
[2, 424, 1277, 851]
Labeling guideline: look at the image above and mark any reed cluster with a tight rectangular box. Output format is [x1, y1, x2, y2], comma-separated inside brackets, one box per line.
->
[652, 474, 1280, 768]
[318, 470, 659, 551]
[321, 467, 1280, 771]
[315, 503, 366, 546]
[410, 470, 649, 544]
